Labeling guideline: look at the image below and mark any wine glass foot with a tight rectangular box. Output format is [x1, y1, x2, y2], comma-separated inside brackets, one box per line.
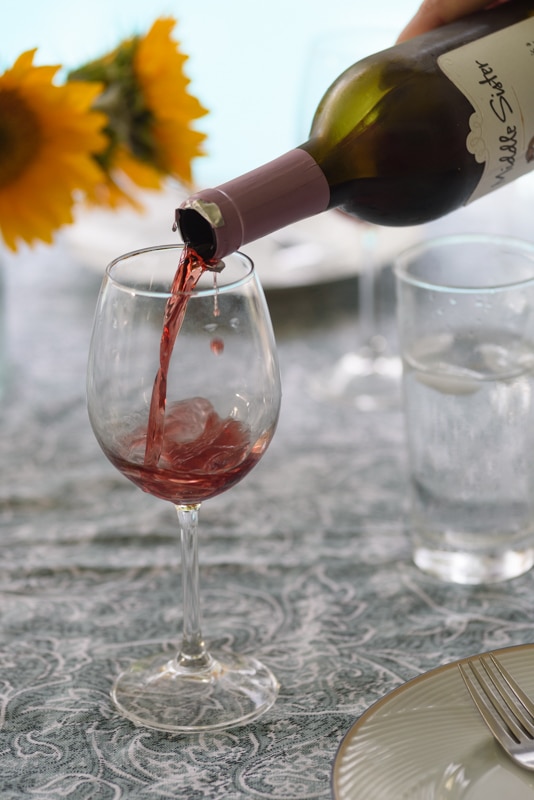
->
[111, 650, 279, 733]
[310, 351, 402, 411]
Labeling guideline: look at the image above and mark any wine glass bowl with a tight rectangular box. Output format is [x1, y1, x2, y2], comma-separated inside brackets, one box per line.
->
[87, 245, 281, 732]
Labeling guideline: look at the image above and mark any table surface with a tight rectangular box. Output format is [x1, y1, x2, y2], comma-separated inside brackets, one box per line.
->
[2, 221, 534, 800]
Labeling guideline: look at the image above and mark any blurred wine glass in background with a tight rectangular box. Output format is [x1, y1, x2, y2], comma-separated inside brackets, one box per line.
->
[297, 27, 404, 411]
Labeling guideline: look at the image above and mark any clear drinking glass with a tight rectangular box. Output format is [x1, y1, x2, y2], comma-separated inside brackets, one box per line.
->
[87, 245, 282, 731]
[395, 234, 534, 584]
[299, 27, 402, 410]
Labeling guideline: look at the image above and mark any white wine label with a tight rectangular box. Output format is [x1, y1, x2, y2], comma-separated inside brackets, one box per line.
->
[438, 17, 534, 203]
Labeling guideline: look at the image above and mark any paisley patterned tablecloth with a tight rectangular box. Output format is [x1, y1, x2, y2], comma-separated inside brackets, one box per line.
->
[2, 242, 534, 800]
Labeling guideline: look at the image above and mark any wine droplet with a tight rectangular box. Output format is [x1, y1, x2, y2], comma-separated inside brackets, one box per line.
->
[210, 338, 224, 356]
[213, 273, 220, 318]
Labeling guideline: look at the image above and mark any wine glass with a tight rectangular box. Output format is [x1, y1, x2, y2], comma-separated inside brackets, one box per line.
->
[87, 244, 282, 732]
[298, 27, 403, 410]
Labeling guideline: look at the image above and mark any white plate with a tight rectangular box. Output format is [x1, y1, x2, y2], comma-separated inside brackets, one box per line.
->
[333, 644, 534, 799]
[65, 183, 421, 290]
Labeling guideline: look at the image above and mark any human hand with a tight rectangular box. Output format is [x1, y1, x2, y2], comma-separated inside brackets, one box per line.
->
[397, 0, 509, 41]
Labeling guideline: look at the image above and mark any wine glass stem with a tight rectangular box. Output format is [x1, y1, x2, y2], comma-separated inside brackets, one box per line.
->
[175, 503, 211, 671]
[358, 226, 384, 357]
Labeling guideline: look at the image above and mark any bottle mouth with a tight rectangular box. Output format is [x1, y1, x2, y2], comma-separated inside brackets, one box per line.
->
[175, 207, 217, 260]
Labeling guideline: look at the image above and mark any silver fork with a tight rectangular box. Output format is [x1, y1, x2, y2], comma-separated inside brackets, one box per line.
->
[459, 653, 534, 770]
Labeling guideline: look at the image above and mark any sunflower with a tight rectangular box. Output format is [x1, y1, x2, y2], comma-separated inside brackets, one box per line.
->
[0, 50, 107, 251]
[69, 18, 208, 208]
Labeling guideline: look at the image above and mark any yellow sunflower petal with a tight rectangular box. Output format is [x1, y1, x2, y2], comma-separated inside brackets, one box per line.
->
[114, 146, 162, 190]
[0, 49, 107, 251]
[133, 17, 208, 185]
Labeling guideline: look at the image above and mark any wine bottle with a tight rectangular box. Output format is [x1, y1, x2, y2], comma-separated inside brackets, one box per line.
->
[176, 0, 534, 260]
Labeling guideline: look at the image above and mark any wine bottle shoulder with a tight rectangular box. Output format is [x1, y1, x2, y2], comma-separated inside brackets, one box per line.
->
[302, 54, 479, 226]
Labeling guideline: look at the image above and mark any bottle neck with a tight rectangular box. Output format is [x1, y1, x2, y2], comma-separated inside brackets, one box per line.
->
[176, 149, 330, 260]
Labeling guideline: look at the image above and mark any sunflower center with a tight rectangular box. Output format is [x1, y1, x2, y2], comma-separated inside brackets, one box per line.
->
[0, 89, 42, 187]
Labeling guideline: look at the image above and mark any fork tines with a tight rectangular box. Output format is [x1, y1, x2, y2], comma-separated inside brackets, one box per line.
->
[459, 653, 534, 767]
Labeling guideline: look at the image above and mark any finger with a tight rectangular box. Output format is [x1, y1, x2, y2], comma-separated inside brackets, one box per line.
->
[397, 0, 494, 41]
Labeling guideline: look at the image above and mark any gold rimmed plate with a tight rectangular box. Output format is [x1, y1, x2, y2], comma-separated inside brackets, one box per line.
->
[333, 644, 534, 799]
